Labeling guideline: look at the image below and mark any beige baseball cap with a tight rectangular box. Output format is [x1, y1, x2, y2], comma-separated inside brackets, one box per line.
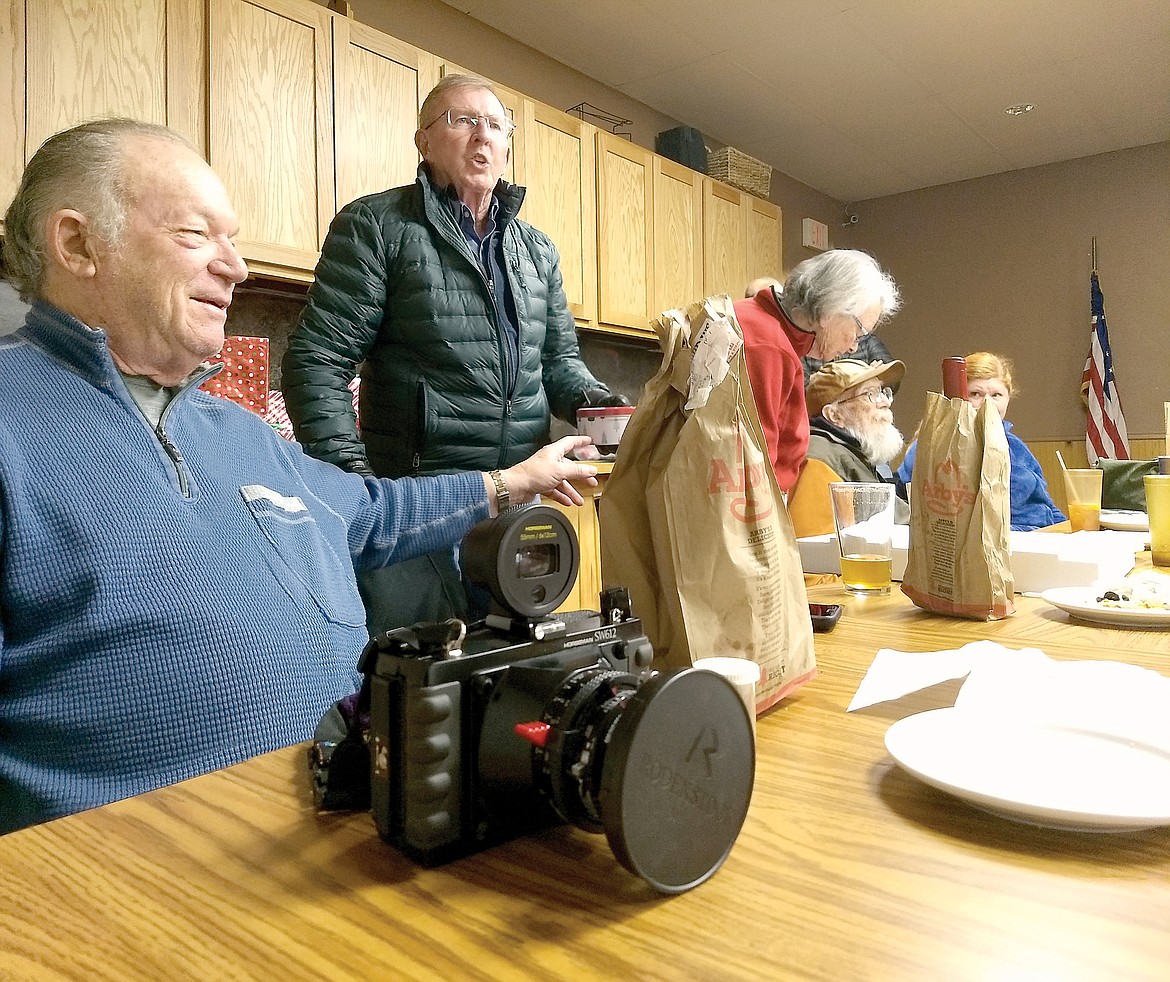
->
[805, 359, 906, 418]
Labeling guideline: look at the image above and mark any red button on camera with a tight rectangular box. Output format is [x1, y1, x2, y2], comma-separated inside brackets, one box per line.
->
[513, 721, 551, 747]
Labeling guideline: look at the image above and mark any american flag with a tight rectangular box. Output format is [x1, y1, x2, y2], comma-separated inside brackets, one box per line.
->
[1080, 270, 1130, 465]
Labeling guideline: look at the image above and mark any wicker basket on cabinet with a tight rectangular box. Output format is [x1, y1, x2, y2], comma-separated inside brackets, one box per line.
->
[707, 146, 772, 197]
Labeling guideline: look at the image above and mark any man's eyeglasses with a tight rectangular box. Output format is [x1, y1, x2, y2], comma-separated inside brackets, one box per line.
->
[851, 315, 875, 339]
[426, 107, 515, 138]
[839, 386, 894, 406]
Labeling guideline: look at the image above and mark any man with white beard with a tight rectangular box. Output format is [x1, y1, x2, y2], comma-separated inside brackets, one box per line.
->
[787, 359, 911, 538]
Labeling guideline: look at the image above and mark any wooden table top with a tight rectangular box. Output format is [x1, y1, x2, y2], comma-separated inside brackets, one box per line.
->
[3, 587, 1170, 981]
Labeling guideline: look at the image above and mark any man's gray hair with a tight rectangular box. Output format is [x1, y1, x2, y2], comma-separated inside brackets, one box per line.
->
[782, 249, 901, 326]
[3, 118, 192, 301]
[417, 72, 503, 130]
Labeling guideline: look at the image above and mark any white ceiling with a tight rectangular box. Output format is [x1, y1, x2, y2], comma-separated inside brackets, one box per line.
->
[435, 0, 1170, 202]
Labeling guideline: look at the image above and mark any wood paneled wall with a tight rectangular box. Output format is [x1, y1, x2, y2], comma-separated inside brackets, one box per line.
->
[1029, 437, 1166, 513]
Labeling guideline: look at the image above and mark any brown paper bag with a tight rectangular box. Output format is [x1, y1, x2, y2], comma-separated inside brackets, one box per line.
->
[901, 391, 1014, 619]
[600, 296, 816, 712]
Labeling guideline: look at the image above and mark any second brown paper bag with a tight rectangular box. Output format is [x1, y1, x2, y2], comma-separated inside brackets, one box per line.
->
[902, 391, 1014, 619]
[600, 296, 816, 712]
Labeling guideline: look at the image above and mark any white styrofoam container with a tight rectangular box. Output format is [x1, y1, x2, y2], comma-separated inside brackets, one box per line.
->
[797, 526, 1148, 594]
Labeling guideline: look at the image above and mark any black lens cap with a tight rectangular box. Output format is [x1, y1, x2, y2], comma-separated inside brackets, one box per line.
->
[598, 667, 755, 893]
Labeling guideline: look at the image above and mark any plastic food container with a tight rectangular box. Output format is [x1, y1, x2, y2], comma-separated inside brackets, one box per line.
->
[576, 405, 635, 455]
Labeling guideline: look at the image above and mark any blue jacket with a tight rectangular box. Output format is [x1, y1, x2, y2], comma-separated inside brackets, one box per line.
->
[895, 420, 1065, 531]
[0, 302, 489, 832]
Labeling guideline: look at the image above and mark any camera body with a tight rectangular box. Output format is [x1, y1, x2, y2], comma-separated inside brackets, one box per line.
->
[312, 504, 755, 893]
[363, 592, 654, 865]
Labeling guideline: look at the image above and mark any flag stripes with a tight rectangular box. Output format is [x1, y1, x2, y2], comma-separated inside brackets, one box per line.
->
[1080, 271, 1130, 465]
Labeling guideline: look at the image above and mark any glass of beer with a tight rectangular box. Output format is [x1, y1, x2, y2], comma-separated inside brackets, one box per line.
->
[829, 483, 896, 595]
[1061, 467, 1102, 531]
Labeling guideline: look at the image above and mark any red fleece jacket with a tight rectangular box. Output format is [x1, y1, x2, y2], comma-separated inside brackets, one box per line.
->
[734, 288, 816, 493]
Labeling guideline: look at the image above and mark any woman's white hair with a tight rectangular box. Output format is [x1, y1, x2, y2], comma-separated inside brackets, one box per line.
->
[782, 249, 901, 325]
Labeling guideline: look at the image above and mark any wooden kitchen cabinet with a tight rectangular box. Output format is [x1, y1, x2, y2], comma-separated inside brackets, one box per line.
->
[207, 0, 334, 281]
[333, 21, 437, 211]
[546, 471, 607, 615]
[517, 101, 597, 326]
[747, 195, 783, 284]
[7, 0, 357, 280]
[702, 178, 749, 298]
[652, 155, 703, 317]
[702, 179, 784, 299]
[595, 131, 655, 337]
[5, 0, 783, 318]
[24, 0, 170, 153]
[0, 0, 23, 225]
[2, 0, 204, 233]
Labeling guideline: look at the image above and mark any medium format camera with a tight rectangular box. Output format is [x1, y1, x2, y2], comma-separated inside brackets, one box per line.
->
[311, 504, 755, 894]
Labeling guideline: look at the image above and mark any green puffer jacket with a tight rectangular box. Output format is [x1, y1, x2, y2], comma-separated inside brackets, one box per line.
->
[281, 165, 604, 477]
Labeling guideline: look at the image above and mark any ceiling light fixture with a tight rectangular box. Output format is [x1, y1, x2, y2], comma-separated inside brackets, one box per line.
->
[1005, 103, 1035, 116]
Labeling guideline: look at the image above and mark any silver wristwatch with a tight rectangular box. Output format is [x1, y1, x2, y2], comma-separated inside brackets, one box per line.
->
[488, 469, 510, 510]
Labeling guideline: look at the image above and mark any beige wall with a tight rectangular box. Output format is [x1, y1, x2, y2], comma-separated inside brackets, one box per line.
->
[847, 141, 1170, 443]
[335, 0, 843, 276]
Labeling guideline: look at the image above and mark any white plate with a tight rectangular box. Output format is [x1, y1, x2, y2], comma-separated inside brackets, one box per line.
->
[1040, 586, 1170, 627]
[885, 708, 1170, 832]
[1099, 509, 1150, 532]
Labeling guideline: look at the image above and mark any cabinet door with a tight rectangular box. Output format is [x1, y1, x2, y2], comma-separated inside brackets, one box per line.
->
[333, 21, 437, 211]
[547, 477, 605, 614]
[703, 179, 748, 299]
[652, 156, 703, 316]
[0, 0, 25, 222]
[518, 101, 597, 325]
[26, 0, 166, 148]
[8, 0, 205, 229]
[746, 196, 783, 284]
[596, 131, 654, 336]
[208, 0, 334, 280]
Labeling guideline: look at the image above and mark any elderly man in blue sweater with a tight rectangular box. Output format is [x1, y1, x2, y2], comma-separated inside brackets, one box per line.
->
[0, 118, 597, 834]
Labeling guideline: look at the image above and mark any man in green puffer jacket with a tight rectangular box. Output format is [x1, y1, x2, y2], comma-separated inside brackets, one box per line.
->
[282, 73, 625, 633]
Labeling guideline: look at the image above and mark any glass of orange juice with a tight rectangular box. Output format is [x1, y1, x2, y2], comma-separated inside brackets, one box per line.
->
[1144, 475, 1170, 566]
[1062, 468, 1102, 531]
[829, 483, 896, 595]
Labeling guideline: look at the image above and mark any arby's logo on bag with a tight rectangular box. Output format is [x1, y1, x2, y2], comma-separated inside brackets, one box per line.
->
[707, 433, 774, 523]
[922, 459, 977, 516]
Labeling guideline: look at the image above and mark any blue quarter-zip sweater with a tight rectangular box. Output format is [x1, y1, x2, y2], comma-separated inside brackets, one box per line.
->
[0, 302, 489, 833]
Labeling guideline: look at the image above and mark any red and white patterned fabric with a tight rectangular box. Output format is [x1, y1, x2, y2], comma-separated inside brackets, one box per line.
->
[200, 337, 269, 415]
[265, 377, 361, 442]
[1080, 271, 1130, 465]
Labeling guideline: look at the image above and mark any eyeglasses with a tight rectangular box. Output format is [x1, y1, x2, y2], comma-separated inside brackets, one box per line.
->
[838, 386, 894, 406]
[426, 107, 515, 138]
[851, 315, 875, 339]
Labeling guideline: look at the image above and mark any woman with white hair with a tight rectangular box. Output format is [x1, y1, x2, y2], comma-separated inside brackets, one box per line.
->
[734, 249, 901, 493]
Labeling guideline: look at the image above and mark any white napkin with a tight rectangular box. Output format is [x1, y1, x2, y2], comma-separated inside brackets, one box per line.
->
[847, 640, 1047, 712]
[850, 640, 1170, 744]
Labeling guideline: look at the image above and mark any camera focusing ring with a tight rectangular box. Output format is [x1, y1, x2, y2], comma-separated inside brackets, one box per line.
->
[539, 667, 638, 831]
